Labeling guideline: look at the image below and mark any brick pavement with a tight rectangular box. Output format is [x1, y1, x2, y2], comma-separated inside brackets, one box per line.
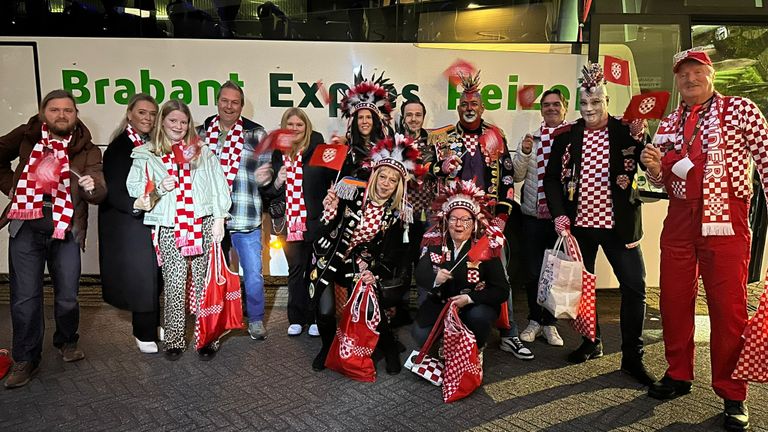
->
[0, 288, 766, 431]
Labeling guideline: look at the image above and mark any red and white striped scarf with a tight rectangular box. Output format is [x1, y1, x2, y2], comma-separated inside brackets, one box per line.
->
[536, 121, 567, 219]
[8, 123, 74, 239]
[283, 153, 307, 241]
[125, 124, 144, 147]
[205, 116, 244, 189]
[163, 143, 203, 256]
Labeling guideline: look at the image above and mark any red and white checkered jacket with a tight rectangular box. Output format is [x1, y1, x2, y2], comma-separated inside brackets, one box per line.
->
[651, 93, 768, 202]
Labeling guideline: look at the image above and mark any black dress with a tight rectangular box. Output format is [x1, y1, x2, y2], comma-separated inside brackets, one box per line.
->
[98, 131, 161, 314]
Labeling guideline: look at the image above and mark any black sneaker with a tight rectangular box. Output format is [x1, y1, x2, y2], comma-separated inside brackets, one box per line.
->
[567, 340, 603, 364]
[723, 399, 749, 431]
[312, 348, 328, 372]
[620, 359, 657, 386]
[197, 345, 217, 361]
[4, 361, 39, 389]
[164, 348, 183, 361]
[647, 374, 692, 400]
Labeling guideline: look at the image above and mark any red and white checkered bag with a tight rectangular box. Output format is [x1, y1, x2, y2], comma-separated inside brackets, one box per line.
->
[407, 302, 451, 386]
[731, 274, 768, 382]
[565, 234, 598, 342]
[442, 302, 483, 403]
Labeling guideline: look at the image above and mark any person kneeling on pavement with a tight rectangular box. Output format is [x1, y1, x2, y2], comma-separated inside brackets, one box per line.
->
[412, 180, 510, 354]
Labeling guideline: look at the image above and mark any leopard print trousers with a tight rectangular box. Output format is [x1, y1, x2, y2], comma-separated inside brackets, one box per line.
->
[158, 216, 219, 351]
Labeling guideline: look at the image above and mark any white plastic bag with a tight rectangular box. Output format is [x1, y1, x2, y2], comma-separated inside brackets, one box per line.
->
[537, 235, 584, 319]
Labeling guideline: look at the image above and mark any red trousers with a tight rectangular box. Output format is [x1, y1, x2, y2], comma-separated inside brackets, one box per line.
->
[659, 198, 750, 401]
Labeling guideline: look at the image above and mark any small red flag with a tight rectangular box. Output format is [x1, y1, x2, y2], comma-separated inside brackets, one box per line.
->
[316, 80, 332, 105]
[443, 59, 477, 87]
[254, 129, 295, 155]
[308, 143, 347, 171]
[468, 235, 492, 263]
[604, 56, 630, 86]
[144, 164, 155, 195]
[623, 91, 671, 120]
[479, 126, 504, 162]
[517, 85, 537, 109]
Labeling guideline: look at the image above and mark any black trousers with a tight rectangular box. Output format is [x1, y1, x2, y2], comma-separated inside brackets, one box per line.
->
[283, 239, 314, 326]
[572, 227, 647, 359]
[411, 303, 498, 349]
[9, 221, 81, 363]
[132, 308, 160, 342]
[521, 215, 559, 325]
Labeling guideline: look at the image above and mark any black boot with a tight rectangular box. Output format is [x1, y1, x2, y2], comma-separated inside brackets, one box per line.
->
[647, 374, 692, 400]
[723, 399, 749, 431]
[567, 339, 603, 364]
[312, 318, 336, 372]
[621, 356, 656, 386]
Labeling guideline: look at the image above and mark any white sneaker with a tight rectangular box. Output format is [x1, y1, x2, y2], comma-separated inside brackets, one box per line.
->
[307, 324, 320, 337]
[519, 320, 542, 343]
[287, 324, 303, 336]
[500, 337, 534, 360]
[135, 338, 158, 354]
[542, 325, 564, 346]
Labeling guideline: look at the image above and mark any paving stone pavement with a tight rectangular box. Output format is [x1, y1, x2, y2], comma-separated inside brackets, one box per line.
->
[0, 290, 766, 432]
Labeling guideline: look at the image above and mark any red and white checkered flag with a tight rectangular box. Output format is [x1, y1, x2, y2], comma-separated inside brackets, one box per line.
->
[731, 274, 768, 382]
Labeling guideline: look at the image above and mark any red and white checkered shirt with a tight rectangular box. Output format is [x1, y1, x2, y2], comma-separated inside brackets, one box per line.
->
[463, 133, 479, 157]
[576, 128, 614, 229]
[348, 201, 386, 251]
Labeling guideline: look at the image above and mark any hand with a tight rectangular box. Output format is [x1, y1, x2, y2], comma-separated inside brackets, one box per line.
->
[274, 166, 287, 188]
[133, 194, 152, 211]
[77, 174, 95, 192]
[441, 155, 462, 175]
[554, 215, 571, 237]
[521, 134, 534, 154]
[434, 268, 453, 286]
[359, 270, 376, 285]
[255, 163, 273, 186]
[322, 187, 339, 213]
[449, 294, 472, 308]
[640, 144, 662, 178]
[161, 175, 176, 192]
[212, 218, 225, 243]
[330, 134, 348, 145]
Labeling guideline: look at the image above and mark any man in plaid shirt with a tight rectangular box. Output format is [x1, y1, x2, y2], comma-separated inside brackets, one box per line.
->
[198, 81, 270, 344]
[642, 47, 768, 431]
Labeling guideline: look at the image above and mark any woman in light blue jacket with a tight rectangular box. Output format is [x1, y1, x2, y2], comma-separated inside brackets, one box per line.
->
[127, 99, 231, 361]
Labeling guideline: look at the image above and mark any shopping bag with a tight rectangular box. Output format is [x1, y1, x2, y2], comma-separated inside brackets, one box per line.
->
[325, 279, 381, 382]
[442, 302, 483, 403]
[406, 302, 451, 386]
[565, 235, 598, 342]
[537, 236, 584, 319]
[731, 274, 768, 382]
[194, 243, 242, 350]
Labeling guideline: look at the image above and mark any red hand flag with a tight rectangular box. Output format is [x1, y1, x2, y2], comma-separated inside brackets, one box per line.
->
[254, 129, 295, 155]
[623, 91, 671, 120]
[479, 126, 504, 162]
[144, 164, 155, 195]
[316, 80, 332, 105]
[308, 143, 347, 171]
[604, 56, 630, 86]
[517, 85, 537, 109]
[443, 59, 477, 88]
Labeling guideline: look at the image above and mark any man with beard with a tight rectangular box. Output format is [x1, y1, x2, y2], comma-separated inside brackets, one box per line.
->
[544, 63, 654, 386]
[430, 72, 529, 359]
[197, 81, 271, 344]
[0, 90, 106, 388]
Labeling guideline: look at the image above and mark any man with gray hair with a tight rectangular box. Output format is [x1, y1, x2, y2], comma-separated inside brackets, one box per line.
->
[0, 89, 106, 388]
[544, 63, 654, 385]
[642, 47, 768, 431]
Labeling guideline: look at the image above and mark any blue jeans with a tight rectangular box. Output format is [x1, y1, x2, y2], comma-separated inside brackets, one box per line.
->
[231, 229, 264, 323]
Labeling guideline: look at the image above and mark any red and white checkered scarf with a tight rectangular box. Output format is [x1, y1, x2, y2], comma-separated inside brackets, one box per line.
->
[163, 143, 203, 256]
[657, 96, 733, 236]
[205, 116, 244, 189]
[8, 123, 74, 239]
[283, 153, 306, 241]
[536, 121, 568, 219]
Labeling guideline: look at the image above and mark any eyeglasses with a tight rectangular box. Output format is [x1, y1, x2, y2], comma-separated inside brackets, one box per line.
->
[448, 216, 473, 226]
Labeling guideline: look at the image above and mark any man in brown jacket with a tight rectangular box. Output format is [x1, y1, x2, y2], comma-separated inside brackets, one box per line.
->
[0, 90, 105, 389]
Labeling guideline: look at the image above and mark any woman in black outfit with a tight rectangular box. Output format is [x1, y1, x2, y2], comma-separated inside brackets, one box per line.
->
[98, 93, 162, 354]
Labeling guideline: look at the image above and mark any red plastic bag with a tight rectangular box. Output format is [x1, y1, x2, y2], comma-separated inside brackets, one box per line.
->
[194, 243, 243, 350]
[442, 302, 483, 403]
[731, 275, 768, 382]
[325, 279, 381, 382]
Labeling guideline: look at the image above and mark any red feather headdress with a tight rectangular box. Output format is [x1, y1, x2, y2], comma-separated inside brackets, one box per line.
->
[340, 67, 398, 123]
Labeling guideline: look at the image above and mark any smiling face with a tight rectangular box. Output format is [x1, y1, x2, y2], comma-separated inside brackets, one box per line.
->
[285, 114, 306, 143]
[373, 166, 401, 201]
[675, 61, 715, 106]
[356, 109, 374, 137]
[162, 109, 189, 143]
[403, 102, 425, 135]
[458, 92, 484, 130]
[127, 100, 158, 135]
[43, 97, 78, 138]
[447, 208, 474, 245]
[217, 87, 243, 127]
[540, 93, 566, 127]
[579, 89, 609, 130]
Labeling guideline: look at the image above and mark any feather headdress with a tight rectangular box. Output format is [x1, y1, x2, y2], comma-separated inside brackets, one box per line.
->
[579, 61, 606, 94]
[340, 67, 398, 123]
[458, 70, 482, 95]
[369, 133, 420, 179]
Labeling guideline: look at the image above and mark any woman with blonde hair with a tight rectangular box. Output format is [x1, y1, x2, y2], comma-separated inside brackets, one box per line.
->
[261, 108, 332, 337]
[99, 93, 162, 354]
[127, 99, 231, 361]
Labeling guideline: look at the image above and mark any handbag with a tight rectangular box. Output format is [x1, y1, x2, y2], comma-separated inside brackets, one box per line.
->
[442, 301, 483, 403]
[563, 235, 598, 342]
[537, 235, 584, 319]
[731, 274, 768, 382]
[194, 242, 243, 350]
[325, 279, 381, 382]
[406, 302, 451, 386]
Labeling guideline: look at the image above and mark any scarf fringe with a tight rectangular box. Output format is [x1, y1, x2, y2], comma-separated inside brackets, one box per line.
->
[335, 181, 359, 200]
[181, 245, 204, 257]
[53, 228, 67, 240]
[702, 222, 736, 237]
[402, 205, 413, 224]
[7, 208, 43, 220]
[286, 231, 304, 242]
